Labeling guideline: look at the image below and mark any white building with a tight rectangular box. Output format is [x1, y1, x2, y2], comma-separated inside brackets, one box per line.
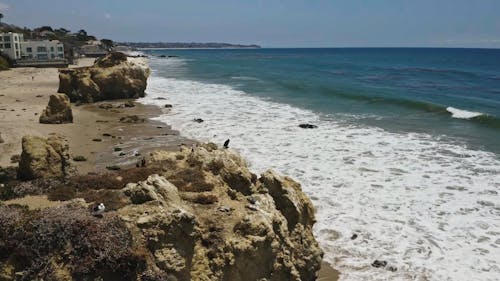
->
[21, 40, 64, 60]
[0, 32, 64, 60]
[0, 32, 24, 60]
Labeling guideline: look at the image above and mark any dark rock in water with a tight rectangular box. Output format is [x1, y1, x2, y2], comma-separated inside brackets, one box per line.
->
[193, 118, 204, 123]
[155, 97, 167, 100]
[168, 55, 179, 58]
[371, 260, 387, 268]
[159, 55, 167, 58]
[39, 94, 73, 124]
[119, 115, 146, 123]
[164, 104, 173, 108]
[386, 265, 397, 272]
[223, 139, 230, 149]
[299, 124, 318, 129]
[351, 233, 358, 240]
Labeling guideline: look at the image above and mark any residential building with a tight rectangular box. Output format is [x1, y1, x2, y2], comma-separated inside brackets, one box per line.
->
[0, 32, 24, 60]
[21, 40, 64, 60]
[79, 44, 107, 57]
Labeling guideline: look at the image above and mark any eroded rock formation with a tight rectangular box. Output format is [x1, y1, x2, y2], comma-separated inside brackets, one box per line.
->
[58, 52, 150, 103]
[39, 94, 73, 124]
[17, 135, 72, 180]
[1, 143, 323, 280]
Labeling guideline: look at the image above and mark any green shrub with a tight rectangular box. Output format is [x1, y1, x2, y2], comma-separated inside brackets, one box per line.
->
[0, 57, 9, 71]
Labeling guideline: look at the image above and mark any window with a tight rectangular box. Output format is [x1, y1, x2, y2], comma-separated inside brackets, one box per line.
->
[15, 43, 19, 49]
[3, 36, 10, 42]
[51, 54, 55, 59]
[37, 54, 48, 59]
[4, 43, 11, 48]
[0, 43, 3, 48]
[57, 54, 63, 58]
[50, 47, 54, 52]
[37, 46, 47, 52]
[26, 47, 32, 53]
[57, 46, 63, 52]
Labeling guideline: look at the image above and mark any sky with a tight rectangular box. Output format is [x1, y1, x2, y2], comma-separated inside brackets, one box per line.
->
[0, 0, 499, 48]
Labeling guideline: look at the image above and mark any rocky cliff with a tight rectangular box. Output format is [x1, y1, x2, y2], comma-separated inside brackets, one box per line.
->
[57, 52, 150, 103]
[0, 143, 323, 280]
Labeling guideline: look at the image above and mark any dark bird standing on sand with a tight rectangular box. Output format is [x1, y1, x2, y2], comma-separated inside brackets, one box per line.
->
[223, 139, 230, 149]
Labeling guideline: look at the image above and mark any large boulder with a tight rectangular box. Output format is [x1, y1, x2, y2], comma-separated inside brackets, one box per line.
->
[39, 94, 73, 124]
[132, 145, 323, 281]
[58, 52, 150, 103]
[17, 135, 72, 180]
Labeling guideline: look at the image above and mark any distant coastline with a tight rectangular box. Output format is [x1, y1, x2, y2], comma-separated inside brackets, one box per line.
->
[120, 42, 261, 49]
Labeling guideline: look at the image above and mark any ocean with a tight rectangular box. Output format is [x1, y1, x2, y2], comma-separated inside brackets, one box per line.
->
[139, 48, 500, 281]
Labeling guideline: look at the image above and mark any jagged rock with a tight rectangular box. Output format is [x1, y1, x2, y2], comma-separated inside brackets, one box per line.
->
[372, 260, 388, 268]
[2, 144, 323, 280]
[17, 135, 72, 180]
[39, 94, 73, 124]
[259, 170, 316, 230]
[142, 145, 323, 280]
[58, 52, 150, 103]
[298, 123, 318, 129]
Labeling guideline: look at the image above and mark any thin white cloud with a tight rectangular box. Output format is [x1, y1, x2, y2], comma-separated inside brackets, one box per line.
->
[0, 2, 9, 12]
[104, 13, 111, 19]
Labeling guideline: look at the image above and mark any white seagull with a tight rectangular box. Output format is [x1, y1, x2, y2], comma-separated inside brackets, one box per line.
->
[93, 203, 105, 216]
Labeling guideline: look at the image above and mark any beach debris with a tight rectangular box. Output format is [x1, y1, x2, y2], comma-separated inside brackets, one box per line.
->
[114, 147, 123, 152]
[39, 94, 73, 124]
[10, 154, 20, 163]
[119, 115, 146, 123]
[218, 206, 232, 213]
[92, 203, 106, 217]
[371, 260, 388, 268]
[119, 152, 126, 157]
[98, 103, 113, 110]
[35, 94, 43, 98]
[106, 165, 121, 171]
[298, 123, 318, 129]
[96, 120, 109, 123]
[193, 118, 204, 123]
[223, 139, 230, 149]
[117, 100, 135, 108]
[92, 138, 102, 142]
[72, 155, 87, 162]
[164, 104, 173, 108]
[102, 133, 112, 137]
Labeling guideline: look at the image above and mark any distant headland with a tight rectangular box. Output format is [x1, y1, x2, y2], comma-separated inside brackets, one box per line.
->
[120, 42, 261, 49]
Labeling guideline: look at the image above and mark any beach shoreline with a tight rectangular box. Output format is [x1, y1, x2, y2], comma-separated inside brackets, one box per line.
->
[0, 58, 340, 280]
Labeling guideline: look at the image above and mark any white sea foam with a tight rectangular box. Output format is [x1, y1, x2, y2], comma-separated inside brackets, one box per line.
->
[140, 60, 500, 281]
[447, 106, 483, 119]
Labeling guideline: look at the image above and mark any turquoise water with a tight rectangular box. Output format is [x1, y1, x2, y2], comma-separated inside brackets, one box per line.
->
[146, 48, 500, 153]
[141, 49, 500, 280]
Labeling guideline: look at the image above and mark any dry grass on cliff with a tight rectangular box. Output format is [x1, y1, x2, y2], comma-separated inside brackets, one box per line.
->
[0, 203, 147, 280]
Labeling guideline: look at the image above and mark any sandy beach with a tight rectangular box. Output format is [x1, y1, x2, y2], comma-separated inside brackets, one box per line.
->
[0, 58, 195, 174]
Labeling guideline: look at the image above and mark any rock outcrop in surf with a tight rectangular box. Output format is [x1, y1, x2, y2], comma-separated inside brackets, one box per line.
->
[0, 143, 323, 280]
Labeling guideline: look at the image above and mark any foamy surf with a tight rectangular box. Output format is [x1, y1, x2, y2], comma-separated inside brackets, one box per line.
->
[447, 106, 484, 119]
[140, 58, 500, 281]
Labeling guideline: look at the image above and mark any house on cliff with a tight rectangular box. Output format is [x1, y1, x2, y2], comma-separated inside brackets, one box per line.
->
[0, 32, 67, 67]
